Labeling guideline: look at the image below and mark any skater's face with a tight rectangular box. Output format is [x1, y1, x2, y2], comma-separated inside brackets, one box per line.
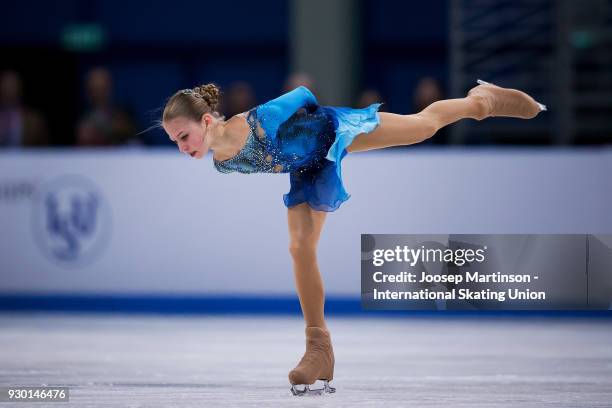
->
[164, 114, 212, 160]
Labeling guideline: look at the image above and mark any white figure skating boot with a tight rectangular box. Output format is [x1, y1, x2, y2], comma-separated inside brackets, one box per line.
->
[289, 326, 335, 396]
[468, 79, 547, 120]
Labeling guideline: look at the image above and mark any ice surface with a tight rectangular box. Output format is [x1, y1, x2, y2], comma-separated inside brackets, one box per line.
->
[1, 314, 611, 407]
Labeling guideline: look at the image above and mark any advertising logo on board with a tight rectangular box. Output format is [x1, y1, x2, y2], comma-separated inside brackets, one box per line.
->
[31, 175, 112, 267]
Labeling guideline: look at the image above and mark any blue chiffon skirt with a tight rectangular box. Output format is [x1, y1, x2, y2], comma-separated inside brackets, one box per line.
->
[283, 103, 382, 212]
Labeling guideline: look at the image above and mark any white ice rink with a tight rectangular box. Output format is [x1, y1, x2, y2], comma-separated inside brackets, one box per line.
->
[1, 314, 611, 407]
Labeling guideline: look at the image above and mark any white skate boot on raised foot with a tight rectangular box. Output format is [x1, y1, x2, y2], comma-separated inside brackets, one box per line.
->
[289, 326, 336, 396]
[468, 79, 547, 120]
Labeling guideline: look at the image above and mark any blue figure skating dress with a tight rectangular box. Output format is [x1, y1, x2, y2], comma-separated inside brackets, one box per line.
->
[213, 86, 381, 212]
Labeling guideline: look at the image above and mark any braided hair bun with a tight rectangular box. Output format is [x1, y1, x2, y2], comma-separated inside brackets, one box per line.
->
[193, 83, 221, 111]
[162, 82, 223, 125]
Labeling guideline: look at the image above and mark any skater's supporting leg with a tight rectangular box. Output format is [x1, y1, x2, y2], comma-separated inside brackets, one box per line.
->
[287, 202, 328, 330]
[346, 96, 485, 153]
[287, 203, 335, 392]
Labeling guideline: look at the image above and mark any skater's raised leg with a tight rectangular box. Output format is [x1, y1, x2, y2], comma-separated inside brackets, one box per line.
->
[346, 80, 546, 153]
[287, 202, 335, 395]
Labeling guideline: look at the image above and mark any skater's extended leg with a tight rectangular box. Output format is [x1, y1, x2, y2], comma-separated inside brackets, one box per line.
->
[287, 202, 328, 330]
[346, 81, 545, 153]
[346, 96, 489, 153]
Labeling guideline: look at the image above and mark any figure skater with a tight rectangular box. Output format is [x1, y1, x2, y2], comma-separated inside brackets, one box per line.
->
[161, 80, 546, 396]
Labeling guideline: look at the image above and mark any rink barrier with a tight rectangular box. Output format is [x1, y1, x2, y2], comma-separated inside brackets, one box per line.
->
[0, 294, 610, 317]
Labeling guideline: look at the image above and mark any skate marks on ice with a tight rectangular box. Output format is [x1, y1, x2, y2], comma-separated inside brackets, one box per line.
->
[1, 314, 611, 407]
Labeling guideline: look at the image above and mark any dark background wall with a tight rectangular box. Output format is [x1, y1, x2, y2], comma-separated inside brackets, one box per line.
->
[0, 0, 449, 145]
[363, 0, 449, 114]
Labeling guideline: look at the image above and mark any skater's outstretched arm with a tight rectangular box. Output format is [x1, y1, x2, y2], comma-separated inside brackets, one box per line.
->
[263, 86, 318, 113]
[257, 86, 318, 142]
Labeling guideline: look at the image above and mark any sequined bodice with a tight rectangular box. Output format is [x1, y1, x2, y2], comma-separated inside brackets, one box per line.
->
[213, 105, 336, 174]
[210, 85, 382, 212]
[213, 110, 272, 174]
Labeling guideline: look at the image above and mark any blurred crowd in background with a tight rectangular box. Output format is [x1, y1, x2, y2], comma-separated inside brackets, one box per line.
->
[1, 0, 610, 149]
[0, 68, 446, 147]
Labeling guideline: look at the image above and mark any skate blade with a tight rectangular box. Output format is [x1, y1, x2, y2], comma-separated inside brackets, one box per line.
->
[476, 79, 547, 111]
[290, 380, 336, 396]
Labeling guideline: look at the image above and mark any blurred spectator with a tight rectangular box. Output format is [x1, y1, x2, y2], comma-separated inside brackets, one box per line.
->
[220, 81, 256, 118]
[413, 76, 443, 112]
[284, 72, 316, 93]
[77, 67, 138, 146]
[412, 77, 447, 144]
[0, 70, 48, 147]
[356, 88, 385, 110]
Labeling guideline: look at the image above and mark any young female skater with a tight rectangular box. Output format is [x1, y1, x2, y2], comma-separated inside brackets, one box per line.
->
[161, 80, 545, 396]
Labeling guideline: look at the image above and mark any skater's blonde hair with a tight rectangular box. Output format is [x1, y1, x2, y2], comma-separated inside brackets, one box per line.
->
[162, 83, 223, 124]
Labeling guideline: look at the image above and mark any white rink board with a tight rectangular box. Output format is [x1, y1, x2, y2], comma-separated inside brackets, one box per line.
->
[0, 147, 611, 296]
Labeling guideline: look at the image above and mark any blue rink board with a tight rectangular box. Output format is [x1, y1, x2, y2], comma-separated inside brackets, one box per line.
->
[0, 294, 610, 317]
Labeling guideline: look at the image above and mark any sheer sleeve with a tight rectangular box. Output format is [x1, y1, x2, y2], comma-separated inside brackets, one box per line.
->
[256, 86, 319, 143]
